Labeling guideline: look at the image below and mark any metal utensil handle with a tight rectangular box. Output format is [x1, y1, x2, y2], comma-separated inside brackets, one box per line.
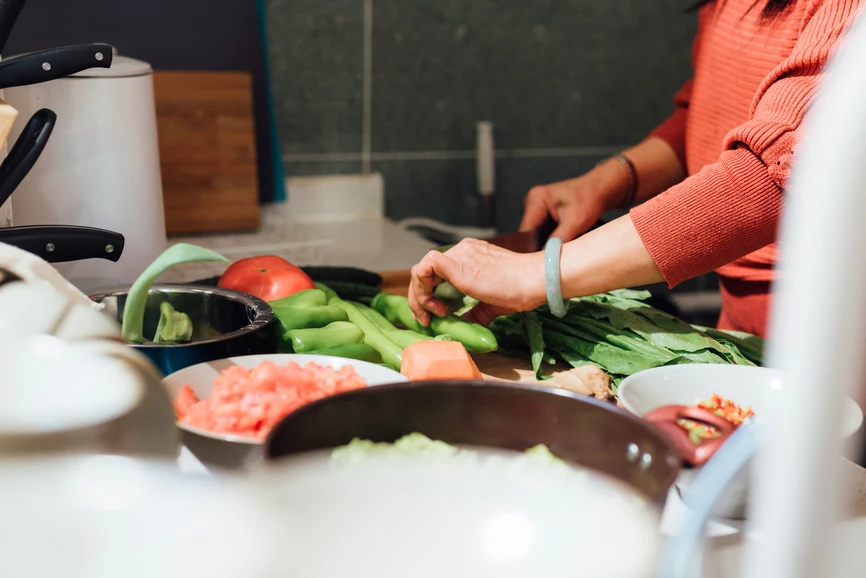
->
[0, 0, 28, 55]
[0, 224, 125, 263]
[0, 43, 113, 89]
[644, 405, 738, 467]
[0, 108, 55, 207]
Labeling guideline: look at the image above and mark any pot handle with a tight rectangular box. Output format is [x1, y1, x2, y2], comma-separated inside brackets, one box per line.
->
[644, 405, 738, 467]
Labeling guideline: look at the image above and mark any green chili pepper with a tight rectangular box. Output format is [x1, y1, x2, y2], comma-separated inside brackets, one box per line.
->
[273, 305, 349, 333]
[329, 294, 404, 370]
[285, 321, 365, 353]
[355, 302, 434, 349]
[306, 343, 383, 364]
[370, 292, 434, 335]
[268, 289, 328, 309]
[429, 314, 498, 354]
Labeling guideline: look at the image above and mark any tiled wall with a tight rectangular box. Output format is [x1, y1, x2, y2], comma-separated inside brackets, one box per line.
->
[266, 0, 716, 295]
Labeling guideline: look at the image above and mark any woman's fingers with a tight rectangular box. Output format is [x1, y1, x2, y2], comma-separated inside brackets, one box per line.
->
[519, 185, 553, 232]
[549, 206, 594, 242]
[463, 302, 513, 326]
[408, 251, 458, 324]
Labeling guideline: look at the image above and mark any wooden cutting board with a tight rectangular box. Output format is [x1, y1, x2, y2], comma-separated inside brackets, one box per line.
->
[153, 71, 260, 235]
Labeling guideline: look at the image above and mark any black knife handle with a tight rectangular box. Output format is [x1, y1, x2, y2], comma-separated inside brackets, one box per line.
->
[0, 43, 114, 89]
[0, 108, 56, 207]
[0, 225, 125, 264]
[0, 0, 28, 55]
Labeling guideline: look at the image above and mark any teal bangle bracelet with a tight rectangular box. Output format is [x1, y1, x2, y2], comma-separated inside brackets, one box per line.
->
[544, 237, 569, 318]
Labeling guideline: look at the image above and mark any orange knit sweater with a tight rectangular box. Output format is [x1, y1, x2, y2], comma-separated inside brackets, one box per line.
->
[630, 0, 863, 335]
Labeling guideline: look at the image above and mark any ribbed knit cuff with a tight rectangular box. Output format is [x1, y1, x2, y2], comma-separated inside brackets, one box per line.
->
[631, 147, 783, 287]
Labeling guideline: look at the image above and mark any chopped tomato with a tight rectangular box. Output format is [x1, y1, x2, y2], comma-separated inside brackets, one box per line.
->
[218, 256, 315, 302]
[678, 394, 755, 444]
[175, 360, 367, 439]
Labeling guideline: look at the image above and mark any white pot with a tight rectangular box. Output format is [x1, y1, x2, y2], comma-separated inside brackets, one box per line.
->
[0, 334, 177, 458]
[4, 54, 167, 291]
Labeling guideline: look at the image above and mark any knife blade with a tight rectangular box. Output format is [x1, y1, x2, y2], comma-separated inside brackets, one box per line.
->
[0, 0, 28, 56]
[0, 43, 113, 90]
[0, 225, 125, 263]
[436, 217, 559, 254]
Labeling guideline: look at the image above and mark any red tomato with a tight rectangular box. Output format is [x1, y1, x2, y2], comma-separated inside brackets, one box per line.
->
[218, 256, 315, 302]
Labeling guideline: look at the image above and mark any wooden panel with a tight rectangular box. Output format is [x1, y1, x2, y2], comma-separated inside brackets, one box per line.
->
[154, 71, 260, 235]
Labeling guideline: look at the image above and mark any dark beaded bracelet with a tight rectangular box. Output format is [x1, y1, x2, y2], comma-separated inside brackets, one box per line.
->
[598, 153, 639, 209]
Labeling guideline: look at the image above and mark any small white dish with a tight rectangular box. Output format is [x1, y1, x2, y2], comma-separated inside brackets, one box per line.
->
[162, 354, 407, 470]
[618, 364, 863, 519]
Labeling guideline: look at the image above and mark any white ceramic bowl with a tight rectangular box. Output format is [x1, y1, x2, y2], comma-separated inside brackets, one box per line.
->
[618, 364, 864, 519]
[162, 354, 407, 470]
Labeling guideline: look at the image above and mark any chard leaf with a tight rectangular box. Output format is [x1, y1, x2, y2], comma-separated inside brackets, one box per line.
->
[693, 325, 764, 365]
[522, 311, 549, 381]
[121, 243, 230, 343]
[542, 321, 669, 375]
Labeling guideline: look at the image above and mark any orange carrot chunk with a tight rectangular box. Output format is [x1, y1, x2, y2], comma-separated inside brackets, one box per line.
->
[401, 340, 483, 381]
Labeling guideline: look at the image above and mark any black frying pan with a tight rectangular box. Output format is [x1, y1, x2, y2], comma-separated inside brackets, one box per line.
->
[265, 380, 682, 504]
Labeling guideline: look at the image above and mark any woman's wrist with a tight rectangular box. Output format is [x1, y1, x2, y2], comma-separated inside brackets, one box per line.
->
[521, 251, 550, 311]
[558, 214, 664, 299]
[591, 157, 633, 211]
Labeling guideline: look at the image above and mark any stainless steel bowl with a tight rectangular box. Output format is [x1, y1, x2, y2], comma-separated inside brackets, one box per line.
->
[90, 284, 277, 375]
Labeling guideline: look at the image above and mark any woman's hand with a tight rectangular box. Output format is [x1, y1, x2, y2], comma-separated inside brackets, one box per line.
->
[520, 160, 629, 242]
[520, 138, 688, 242]
[408, 239, 547, 327]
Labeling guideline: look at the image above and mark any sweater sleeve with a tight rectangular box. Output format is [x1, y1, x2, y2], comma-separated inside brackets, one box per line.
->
[631, 0, 862, 287]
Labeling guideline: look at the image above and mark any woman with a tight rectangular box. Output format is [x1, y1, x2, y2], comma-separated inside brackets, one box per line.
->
[408, 0, 863, 338]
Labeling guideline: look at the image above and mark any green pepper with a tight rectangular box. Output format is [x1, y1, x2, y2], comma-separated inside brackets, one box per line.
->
[328, 294, 404, 370]
[315, 282, 338, 300]
[370, 292, 434, 335]
[273, 305, 348, 333]
[268, 288, 328, 309]
[285, 321, 365, 353]
[429, 314, 498, 354]
[306, 343, 383, 364]
[354, 302, 433, 349]
[153, 301, 194, 344]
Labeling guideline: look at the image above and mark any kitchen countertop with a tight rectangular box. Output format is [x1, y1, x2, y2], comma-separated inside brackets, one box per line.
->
[166, 207, 866, 577]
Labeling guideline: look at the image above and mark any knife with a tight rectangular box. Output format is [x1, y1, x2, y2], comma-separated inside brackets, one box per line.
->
[0, 225, 125, 263]
[436, 217, 560, 254]
[0, 43, 113, 90]
[0, 0, 28, 56]
[0, 108, 55, 207]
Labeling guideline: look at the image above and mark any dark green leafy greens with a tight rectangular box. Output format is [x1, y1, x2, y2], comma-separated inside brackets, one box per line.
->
[489, 290, 764, 390]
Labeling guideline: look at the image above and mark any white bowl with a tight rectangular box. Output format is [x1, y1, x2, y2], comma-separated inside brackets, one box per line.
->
[618, 364, 864, 519]
[162, 354, 408, 470]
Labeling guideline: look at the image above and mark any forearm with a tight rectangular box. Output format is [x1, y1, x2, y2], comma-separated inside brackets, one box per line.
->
[595, 137, 687, 210]
[556, 214, 664, 299]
